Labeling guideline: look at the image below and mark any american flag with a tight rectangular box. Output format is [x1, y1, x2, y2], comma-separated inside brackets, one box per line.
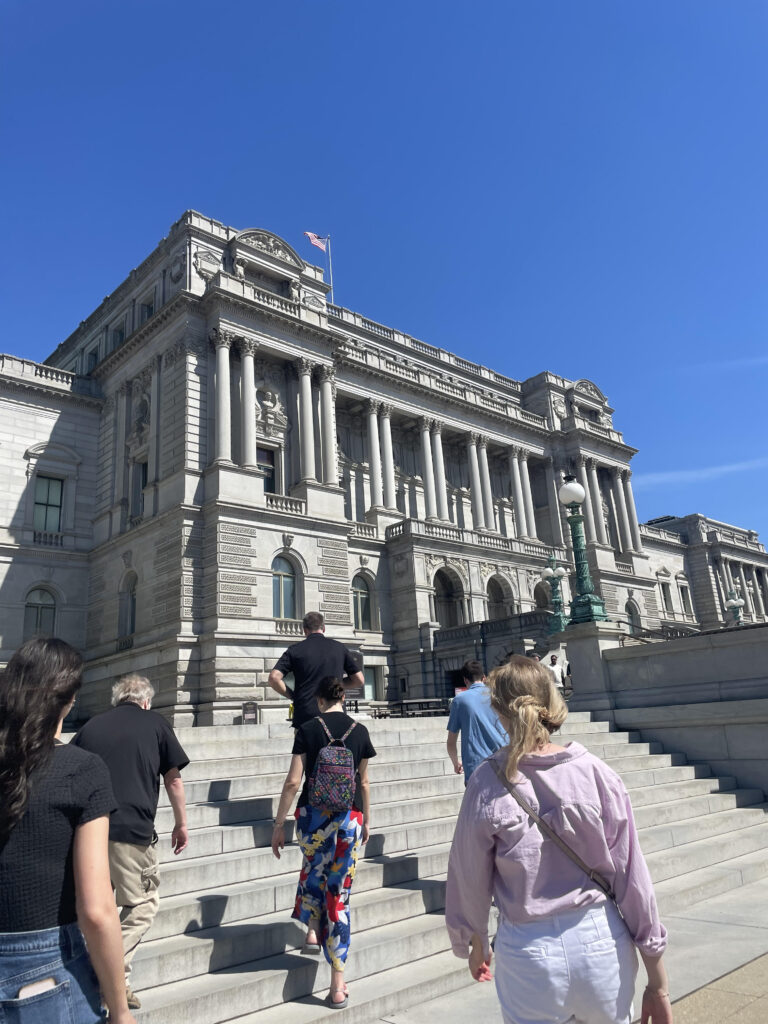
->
[304, 231, 328, 252]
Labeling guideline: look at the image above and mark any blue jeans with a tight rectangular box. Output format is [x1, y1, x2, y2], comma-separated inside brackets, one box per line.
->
[0, 922, 104, 1023]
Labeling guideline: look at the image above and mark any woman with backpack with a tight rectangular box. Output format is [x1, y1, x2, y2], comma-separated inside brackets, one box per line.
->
[272, 675, 376, 1009]
[445, 656, 672, 1024]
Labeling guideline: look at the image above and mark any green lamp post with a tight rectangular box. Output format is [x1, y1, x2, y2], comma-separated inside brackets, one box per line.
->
[541, 554, 569, 634]
[725, 588, 745, 626]
[558, 476, 609, 624]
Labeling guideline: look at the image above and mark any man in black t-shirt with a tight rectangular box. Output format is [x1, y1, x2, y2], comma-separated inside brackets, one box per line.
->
[71, 673, 189, 1010]
[268, 611, 365, 727]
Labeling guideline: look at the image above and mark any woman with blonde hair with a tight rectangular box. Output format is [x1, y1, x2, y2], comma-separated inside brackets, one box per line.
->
[445, 655, 672, 1024]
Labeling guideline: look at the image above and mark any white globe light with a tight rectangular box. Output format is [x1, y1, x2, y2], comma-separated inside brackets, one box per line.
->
[554, 566, 566, 578]
[541, 567, 554, 578]
[559, 479, 586, 506]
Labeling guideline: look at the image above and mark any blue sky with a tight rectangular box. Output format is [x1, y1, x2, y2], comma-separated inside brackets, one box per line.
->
[2, 1, 766, 537]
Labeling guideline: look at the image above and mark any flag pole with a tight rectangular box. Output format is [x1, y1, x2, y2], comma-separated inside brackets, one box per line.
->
[327, 235, 334, 306]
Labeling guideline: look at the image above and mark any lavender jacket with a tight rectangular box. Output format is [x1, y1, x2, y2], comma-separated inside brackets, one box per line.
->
[445, 742, 667, 958]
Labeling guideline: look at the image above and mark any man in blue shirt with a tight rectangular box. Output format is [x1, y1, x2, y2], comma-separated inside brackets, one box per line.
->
[446, 660, 508, 784]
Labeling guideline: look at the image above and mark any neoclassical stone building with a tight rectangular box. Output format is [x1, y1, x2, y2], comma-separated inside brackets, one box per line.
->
[1, 211, 766, 722]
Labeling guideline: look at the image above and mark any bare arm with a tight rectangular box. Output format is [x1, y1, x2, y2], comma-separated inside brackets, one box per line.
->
[163, 768, 188, 854]
[343, 671, 365, 689]
[359, 759, 371, 843]
[272, 753, 305, 858]
[268, 669, 294, 699]
[639, 951, 673, 1024]
[447, 731, 463, 774]
[74, 817, 136, 1024]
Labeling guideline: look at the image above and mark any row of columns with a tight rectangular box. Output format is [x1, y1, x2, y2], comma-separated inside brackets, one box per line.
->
[718, 556, 768, 619]
[576, 456, 643, 553]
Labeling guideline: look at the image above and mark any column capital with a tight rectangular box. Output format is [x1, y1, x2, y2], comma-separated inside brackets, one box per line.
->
[622, 468, 632, 481]
[379, 402, 393, 418]
[586, 456, 599, 471]
[366, 398, 381, 415]
[237, 336, 259, 357]
[296, 357, 314, 377]
[576, 453, 587, 468]
[418, 416, 433, 432]
[209, 327, 234, 350]
[319, 364, 336, 384]
[610, 463, 623, 479]
[430, 419, 443, 436]
[517, 447, 530, 462]
[469, 432, 481, 447]
[477, 434, 489, 449]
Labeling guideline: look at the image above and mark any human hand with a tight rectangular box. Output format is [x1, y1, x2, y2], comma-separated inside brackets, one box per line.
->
[271, 824, 285, 859]
[453, 761, 464, 775]
[641, 988, 673, 1024]
[468, 942, 492, 982]
[362, 822, 370, 843]
[171, 824, 188, 854]
[110, 1012, 137, 1024]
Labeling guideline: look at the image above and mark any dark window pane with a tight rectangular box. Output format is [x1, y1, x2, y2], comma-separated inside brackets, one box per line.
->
[283, 576, 295, 619]
[273, 574, 281, 617]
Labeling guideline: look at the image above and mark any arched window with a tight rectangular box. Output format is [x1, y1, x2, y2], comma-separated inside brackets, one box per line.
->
[24, 588, 56, 640]
[487, 578, 508, 620]
[625, 600, 641, 635]
[533, 581, 551, 610]
[272, 556, 297, 619]
[351, 575, 372, 631]
[434, 569, 464, 629]
[119, 572, 138, 637]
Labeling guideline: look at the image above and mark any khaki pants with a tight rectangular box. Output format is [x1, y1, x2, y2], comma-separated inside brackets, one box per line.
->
[108, 840, 160, 976]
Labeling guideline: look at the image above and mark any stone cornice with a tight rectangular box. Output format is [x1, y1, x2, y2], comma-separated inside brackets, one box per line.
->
[0, 372, 103, 411]
[91, 294, 198, 379]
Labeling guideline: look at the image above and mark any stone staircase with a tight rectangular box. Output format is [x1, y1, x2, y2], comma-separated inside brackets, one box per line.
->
[130, 713, 768, 1024]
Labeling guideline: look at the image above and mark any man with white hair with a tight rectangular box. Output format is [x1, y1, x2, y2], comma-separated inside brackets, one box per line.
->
[71, 673, 189, 1010]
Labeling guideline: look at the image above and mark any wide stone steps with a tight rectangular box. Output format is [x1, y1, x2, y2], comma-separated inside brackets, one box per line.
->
[131, 713, 767, 1024]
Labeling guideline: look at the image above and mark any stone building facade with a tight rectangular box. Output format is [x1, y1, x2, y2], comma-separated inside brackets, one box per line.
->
[1, 211, 766, 722]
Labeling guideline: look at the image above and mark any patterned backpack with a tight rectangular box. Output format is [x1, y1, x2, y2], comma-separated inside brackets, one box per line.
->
[308, 718, 358, 813]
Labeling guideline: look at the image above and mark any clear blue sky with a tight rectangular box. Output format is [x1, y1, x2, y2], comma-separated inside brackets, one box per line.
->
[2, 1, 766, 537]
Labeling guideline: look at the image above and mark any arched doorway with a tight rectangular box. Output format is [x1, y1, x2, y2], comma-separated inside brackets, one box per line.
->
[434, 569, 464, 629]
[533, 581, 551, 610]
[625, 600, 641, 635]
[487, 577, 511, 620]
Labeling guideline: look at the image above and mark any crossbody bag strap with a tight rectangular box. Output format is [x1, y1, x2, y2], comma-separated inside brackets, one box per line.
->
[490, 760, 616, 901]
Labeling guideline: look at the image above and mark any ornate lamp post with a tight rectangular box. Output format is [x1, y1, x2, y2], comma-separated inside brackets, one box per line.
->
[725, 588, 746, 626]
[558, 476, 608, 624]
[541, 554, 568, 634]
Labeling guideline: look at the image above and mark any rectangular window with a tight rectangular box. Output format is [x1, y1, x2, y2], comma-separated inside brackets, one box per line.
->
[111, 322, 125, 349]
[257, 447, 276, 494]
[34, 476, 63, 532]
[140, 296, 155, 324]
[679, 585, 693, 616]
[87, 347, 99, 373]
[660, 582, 673, 614]
[363, 666, 377, 701]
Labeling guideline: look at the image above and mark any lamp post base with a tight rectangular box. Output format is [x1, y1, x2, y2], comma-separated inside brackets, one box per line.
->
[569, 592, 609, 624]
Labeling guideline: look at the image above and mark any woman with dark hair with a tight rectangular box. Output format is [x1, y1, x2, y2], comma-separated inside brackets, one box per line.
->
[0, 638, 136, 1024]
[445, 655, 672, 1024]
[272, 675, 376, 1009]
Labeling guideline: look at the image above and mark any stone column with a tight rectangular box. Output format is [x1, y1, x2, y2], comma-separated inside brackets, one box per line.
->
[467, 434, 485, 530]
[749, 565, 766, 618]
[296, 358, 316, 481]
[238, 337, 258, 468]
[623, 470, 644, 552]
[431, 422, 450, 521]
[419, 418, 438, 520]
[213, 330, 233, 464]
[585, 459, 607, 544]
[612, 467, 633, 552]
[366, 399, 383, 508]
[545, 457, 564, 546]
[721, 557, 735, 594]
[577, 457, 597, 543]
[508, 448, 527, 537]
[737, 562, 755, 617]
[478, 437, 496, 531]
[519, 451, 538, 540]
[319, 366, 338, 485]
[379, 404, 397, 510]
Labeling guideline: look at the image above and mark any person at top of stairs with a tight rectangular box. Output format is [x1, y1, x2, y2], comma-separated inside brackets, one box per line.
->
[447, 659, 508, 785]
[445, 655, 673, 1024]
[272, 676, 376, 1010]
[268, 611, 365, 728]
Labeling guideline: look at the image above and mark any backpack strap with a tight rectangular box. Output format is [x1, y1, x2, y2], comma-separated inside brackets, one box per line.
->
[315, 716, 334, 743]
[340, 721, 357, 742]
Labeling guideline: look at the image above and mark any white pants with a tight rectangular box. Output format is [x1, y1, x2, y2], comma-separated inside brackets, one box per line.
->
[494, 902, 638, 1024]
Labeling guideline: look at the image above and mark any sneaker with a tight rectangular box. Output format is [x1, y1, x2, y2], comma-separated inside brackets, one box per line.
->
[125, 986, 142, 1010]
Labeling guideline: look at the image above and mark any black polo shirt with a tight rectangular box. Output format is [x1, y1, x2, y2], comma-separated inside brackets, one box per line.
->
[71, 703, 189, 844]
[273, 633, 360, 728]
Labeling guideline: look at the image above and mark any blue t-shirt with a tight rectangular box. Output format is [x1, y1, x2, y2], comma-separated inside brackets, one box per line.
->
[447, 682, 508, 782]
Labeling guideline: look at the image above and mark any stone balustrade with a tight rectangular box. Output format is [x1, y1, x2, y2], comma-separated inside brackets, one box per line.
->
[265, 493, 306, 515]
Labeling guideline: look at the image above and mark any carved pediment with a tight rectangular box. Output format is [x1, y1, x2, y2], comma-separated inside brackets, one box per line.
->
[233, 230, 304, 269]
[570, 379, 608, 404]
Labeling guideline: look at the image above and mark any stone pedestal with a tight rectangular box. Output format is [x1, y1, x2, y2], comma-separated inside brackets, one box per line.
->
[365, 507, 404, 533]
[205, 463, 265, 507]
[290, 480, 346, 520]
[552, 620, 626, 712]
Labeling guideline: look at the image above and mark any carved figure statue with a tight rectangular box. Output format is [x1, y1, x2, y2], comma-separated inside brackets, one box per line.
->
[288, 279, 301, 302]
